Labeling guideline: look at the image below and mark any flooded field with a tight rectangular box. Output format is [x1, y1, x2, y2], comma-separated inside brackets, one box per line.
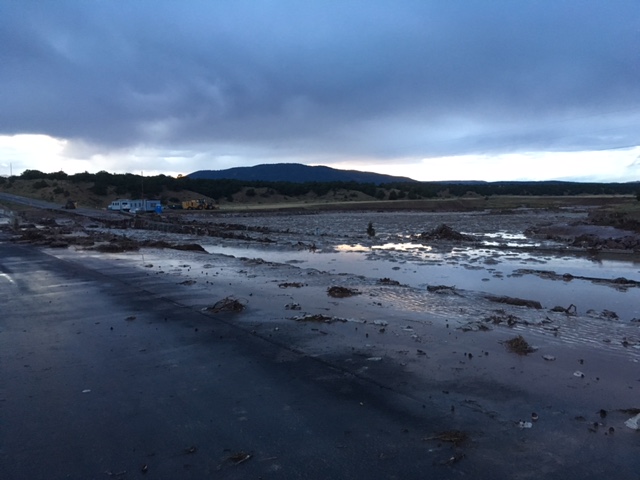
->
[6, 203, 639, 477]
[171, 209, 640, 322]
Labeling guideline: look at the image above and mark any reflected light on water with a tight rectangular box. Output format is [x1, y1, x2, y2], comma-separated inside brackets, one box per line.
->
[336, 242, 434, 253]
[0, 273, 15, 283]
[335, 244, 369, 252]
[373, 242, 433, 252]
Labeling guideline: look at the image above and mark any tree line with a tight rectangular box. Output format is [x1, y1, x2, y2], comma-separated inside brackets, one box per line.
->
[3, 169, 639, 201]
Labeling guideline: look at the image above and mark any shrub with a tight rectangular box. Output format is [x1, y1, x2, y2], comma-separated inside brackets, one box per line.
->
[367, 222, 376, 237]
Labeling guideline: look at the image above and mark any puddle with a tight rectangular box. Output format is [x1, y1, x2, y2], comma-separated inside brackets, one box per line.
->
[203, 242, 640, 321]
[93, 209, 640, 321]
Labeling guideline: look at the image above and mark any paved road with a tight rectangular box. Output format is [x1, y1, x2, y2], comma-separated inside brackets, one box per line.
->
[0, 192, 126, 221]
[0, 237, 472, 480]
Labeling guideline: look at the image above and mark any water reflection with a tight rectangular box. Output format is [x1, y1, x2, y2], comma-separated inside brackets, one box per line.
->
[205, 241, 640, 321]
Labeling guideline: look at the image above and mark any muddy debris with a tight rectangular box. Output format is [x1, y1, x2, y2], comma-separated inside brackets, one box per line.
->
[215, 451, 253, 471]
[228, 451, 252, 465]
[423, 430, 469, 446]
[504, 335, 536, 355]
[278, 282, 305, 288]
[485, 311, 520, 326]
[292, 314, 347, 324]
[550, 304, 577, 315]
[178, 280, 197, 286]
[586, 309, 619, 321]
[619, 408, 640, 415]
[204, 296, 247, 314]
[427, 284, 459, 295]
[378, 277, 401, 286]
[167, 243, 206, 252]
[485, 294, 542, 309]
[515, 268, 640, 290]
[458, 321, 491, 332]
[327, 286, 360, 298]
[92, 241, 140, 253]
[621, 336, 640, 347]
[418, 224, 475, 242]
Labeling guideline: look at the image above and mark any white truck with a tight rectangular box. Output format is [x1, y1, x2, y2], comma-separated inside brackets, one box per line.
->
[108, 199, 162, 213]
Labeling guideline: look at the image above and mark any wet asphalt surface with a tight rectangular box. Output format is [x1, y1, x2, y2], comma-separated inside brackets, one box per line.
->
[0, 238, 468, 479]
[1, 236, 639, 479]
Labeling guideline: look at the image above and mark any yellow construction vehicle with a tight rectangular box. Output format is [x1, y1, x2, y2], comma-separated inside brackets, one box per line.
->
[181, 199, 216, 210]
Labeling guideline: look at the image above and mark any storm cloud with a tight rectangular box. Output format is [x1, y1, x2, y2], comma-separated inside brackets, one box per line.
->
[1, 1, 640, 177]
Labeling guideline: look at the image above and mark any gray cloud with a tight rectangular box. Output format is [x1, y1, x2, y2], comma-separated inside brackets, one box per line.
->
[1, 0, 640, 167]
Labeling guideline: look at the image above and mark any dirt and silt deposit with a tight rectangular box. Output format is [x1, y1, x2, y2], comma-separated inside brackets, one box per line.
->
[3, 204, 640, 475]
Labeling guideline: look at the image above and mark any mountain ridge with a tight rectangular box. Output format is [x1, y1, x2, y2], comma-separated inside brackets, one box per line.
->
[188, 163, 417, 184]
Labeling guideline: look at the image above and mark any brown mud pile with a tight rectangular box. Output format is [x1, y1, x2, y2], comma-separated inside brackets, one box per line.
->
[416, 223, 475, 242]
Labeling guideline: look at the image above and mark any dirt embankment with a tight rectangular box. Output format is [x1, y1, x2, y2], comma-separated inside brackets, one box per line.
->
[524, 203, 640, 252]
[587, 209, 640, 233]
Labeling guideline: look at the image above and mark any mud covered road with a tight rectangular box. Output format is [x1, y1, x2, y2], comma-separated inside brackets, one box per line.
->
[1, 235, 639, 479]
[0, 237, 528, 480]
[0, 238, 457, 479]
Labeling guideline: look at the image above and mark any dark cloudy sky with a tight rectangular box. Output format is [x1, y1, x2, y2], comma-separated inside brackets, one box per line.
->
[1, 0, 640, 181]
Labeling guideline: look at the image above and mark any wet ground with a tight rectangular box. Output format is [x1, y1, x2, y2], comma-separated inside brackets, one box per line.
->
[103, 208, 640, 321]
[1, 207, 640, 478]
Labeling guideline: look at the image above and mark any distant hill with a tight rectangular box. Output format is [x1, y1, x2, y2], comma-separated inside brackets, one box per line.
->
[188, 163, 417, 184]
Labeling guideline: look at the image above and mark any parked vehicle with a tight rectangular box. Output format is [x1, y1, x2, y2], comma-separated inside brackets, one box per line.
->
[107, 199, 161, 213]
[107, 199, 131, 211]
[182, 199, 216, 210]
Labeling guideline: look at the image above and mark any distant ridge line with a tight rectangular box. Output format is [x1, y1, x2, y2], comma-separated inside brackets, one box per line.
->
[188, 163, 417, 184]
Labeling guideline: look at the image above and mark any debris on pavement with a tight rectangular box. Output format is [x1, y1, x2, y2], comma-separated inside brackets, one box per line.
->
[458, 321, 491, 332]
[504, 335, 536, 355]
[204, 296, 247, 314]
[485, 294, 542, 309]
[485, 311, 520, 326]
[291, 314, 347, 324]
[423, 430, 469, 446]
[418, 224, 474, 242]
[279, 282, 305, 288]
[327, 286, 360, 298]
[228, 451, 252, 465]
[624, 413, 640, 430]
[550, 304, 577, 315]
[426, 285, 459, 294]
